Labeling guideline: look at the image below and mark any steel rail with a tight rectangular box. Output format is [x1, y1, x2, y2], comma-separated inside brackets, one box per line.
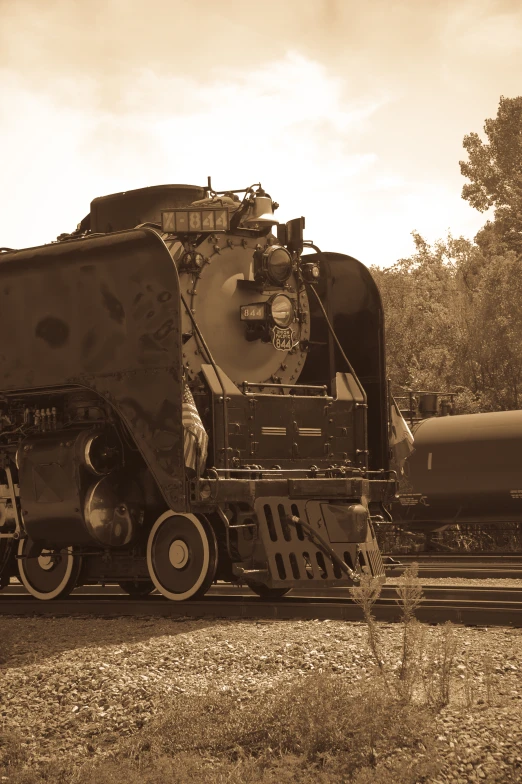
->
[385, 553, 522, 579]
[390, 553, 522, 561]
[388, 567, 522, 579]
[1, 587, 521, 627]
[5, 583, 522, 602]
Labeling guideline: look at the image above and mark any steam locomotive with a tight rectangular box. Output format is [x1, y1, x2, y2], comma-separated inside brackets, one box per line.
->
[0, 180, 396, 600]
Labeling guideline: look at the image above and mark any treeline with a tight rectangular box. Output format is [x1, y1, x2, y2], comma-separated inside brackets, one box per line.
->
[371, 96, 522, 413]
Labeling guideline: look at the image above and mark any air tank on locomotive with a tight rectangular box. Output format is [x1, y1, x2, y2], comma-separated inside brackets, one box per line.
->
[0, 179, 396, 600]
[393, 409, 522, 530]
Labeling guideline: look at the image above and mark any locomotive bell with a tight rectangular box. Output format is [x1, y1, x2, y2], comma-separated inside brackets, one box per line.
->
[243, 195, 279, 228]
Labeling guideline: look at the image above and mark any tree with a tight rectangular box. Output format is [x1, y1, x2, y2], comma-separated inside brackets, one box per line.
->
[372, 233, 522, 412]
[468, 250, 522, 410]
[371, 233, 471, 397]
[372, 96, 522, 415]
[460, 95, 522, 256]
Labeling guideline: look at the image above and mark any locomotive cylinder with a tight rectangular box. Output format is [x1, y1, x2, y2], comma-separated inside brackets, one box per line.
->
[16, 425, 140, 546]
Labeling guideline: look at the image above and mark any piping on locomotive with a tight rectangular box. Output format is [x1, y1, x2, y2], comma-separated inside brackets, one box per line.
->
[0, 180, 397, 600]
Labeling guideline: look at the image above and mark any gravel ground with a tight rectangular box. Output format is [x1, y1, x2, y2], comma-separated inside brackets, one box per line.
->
[1, 611, 522, 781]
[389, 577, 522, 588]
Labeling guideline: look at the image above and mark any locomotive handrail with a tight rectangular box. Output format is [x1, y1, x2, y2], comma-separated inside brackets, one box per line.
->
[242, 381, 329, 395]
[207, 467, 380, 476]
[303, 242, 366, 404]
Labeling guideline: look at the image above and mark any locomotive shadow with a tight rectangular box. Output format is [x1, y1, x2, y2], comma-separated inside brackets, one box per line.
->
[0, 614, 217, 669]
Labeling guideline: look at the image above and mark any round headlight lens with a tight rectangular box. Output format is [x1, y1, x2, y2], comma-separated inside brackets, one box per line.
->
[270, 294, 294, 328]
[265, 245, 292, 285]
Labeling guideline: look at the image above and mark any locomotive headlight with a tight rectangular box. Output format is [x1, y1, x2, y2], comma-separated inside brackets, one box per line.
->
[270, 294, 294, 328]
[254, 245, 292, 285]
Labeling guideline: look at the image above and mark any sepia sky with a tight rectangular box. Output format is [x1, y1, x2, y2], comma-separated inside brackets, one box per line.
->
[1, 0, 521, 267]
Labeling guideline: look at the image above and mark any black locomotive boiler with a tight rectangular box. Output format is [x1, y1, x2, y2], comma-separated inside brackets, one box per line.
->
[0, 181, 396, 600]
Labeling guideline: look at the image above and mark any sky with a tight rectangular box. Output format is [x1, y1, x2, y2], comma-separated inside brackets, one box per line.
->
[0, 0, 521, 267]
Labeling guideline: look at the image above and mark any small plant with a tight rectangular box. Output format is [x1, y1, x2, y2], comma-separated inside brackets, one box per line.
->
[349, 564, 427, 701]
[483, 652, 494, 706]
[394, 563, 426, 702]
[349, 573, 392, 691]
[0, 621, 13, 666]
[463, 649, 475, 709]
[351, 564, 458, 708]
[0, 730, 28, 771]
[420, 621, 457, 709]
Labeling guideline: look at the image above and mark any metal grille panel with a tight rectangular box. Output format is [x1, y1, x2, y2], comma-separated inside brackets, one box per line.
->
[254, 497, 384, 586]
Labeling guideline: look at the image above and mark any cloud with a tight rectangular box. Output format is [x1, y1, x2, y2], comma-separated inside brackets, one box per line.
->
[442, 0, 522, 55]
[0, 52, 387, 256]
[1, 0, 516, 267]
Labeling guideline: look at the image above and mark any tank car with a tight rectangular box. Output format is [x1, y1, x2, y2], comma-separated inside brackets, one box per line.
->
[0, 180, 396, 600]
[392, 410, 522, 531]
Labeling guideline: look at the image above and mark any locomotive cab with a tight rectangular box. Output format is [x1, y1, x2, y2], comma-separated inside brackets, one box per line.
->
[0, 181, 396, 600]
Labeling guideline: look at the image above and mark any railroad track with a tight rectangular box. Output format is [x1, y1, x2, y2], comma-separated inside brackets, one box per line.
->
[1, 584, 521, 627]
[386, 553, 522, 579]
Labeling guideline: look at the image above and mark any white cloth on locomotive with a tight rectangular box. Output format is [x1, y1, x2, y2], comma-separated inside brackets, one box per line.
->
[182, 382, 208, 474]
[390, 396, 415, 466]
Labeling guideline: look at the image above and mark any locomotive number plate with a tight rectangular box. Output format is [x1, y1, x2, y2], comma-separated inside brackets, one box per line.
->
[272, 327, 294, 351]
[161, 208, 229, 233]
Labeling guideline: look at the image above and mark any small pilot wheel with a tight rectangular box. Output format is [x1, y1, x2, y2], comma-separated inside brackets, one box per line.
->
[146, 512, 217, 601]
[247, 582, 290, 599]
[118, 580, 155, 597]
[17, 539, 82, 600]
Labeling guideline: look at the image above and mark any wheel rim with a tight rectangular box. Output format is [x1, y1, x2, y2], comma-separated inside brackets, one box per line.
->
[146, 512, 217, 601]
[18, 540, 81, 600]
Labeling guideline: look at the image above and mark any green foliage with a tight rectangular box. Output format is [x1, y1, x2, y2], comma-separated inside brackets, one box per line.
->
[460, 96, 522, 213]
[1, 675, 440, 784]
[460, 95, 522, 256]
[373, 235, 522, 411]
[371, 232, 485, 407]
[371, 233, 453, 392]
[375, 95, 522, 412]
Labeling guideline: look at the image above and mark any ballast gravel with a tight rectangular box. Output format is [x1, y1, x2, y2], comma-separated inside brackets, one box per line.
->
[1, 613, 522, 780]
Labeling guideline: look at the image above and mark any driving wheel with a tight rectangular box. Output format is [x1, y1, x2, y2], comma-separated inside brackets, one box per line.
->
[147, 512, 217, 601]
[18, 539, 82, 600]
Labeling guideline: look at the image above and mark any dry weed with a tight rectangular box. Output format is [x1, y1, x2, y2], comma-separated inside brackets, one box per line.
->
[419, 622, 458, 709]
[349, 573, 392, 691]
[351, 564, 459, 709]
[483, 652, 495, 707]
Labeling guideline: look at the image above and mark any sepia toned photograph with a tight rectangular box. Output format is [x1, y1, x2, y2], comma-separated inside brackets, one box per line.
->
[1, 1, 522, 782]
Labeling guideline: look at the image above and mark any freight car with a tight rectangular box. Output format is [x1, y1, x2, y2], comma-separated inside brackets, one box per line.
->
[392, 410, 522, 531]
[0, 180, 396, 600]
